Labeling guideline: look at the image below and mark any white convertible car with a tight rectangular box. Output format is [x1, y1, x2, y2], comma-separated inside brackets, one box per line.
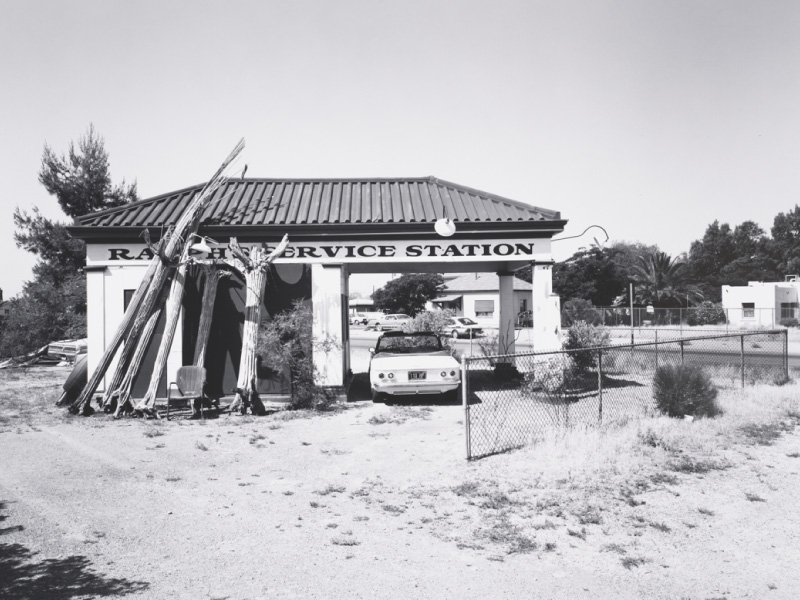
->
[368, 331, 461, 403]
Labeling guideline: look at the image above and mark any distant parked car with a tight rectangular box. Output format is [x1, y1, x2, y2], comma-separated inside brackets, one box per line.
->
[446, 317, 483, 338]
[366, 313, 411, 331]
[354, 311, 384, 326]
[368, 331, 461, 403]
[350, 312, 367, 325]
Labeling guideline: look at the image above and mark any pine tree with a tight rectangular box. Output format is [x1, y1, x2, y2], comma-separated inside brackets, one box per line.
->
[1, 125, 136, 356]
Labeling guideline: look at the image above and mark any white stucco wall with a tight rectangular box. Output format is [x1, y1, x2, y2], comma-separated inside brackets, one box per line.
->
[721, 281, 800, 328]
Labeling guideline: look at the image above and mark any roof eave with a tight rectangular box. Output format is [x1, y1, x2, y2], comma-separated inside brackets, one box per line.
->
[67, 219, 568, 243]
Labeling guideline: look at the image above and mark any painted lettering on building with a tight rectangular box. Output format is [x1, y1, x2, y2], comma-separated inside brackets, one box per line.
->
[91, 239, 549, 265]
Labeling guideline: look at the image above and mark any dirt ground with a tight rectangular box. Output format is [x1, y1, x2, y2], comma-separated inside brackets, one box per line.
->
[1, 366, 799, 600]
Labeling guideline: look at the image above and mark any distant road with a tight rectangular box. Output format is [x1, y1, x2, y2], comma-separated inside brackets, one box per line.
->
[347, 328, 799, 371]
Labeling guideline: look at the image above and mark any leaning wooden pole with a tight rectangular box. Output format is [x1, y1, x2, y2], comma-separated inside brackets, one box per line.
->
[66, 257, 160, 413]
[111, 306, 163, 417]
[227, 235, 289, 415]
[100, 231, 171, 412]
[194, 267, 228, 368]
[82, 256, 177, 414]
[56, 258, 157, 408]
[69, 139, 246, 415]
[102, 286, 166, 413]
[138, 259, 191, 414]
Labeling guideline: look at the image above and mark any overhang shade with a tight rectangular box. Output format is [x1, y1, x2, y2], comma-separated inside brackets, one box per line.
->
[433, 295, 463, 303]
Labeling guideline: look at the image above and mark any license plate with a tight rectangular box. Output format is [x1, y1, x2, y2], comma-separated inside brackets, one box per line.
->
[408, 371, 426, 380]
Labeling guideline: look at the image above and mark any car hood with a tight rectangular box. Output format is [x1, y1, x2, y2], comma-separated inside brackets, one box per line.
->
[371, 351, 459, 369]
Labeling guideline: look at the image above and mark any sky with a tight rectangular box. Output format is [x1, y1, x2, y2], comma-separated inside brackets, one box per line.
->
[1, 0, 799, 299]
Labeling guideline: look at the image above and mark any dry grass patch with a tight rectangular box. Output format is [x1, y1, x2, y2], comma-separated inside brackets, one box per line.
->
[0, 367, 72, 431]
[314, 484, 346, 496]
[745, 492, 766, 502]
[347, 381, 800, 564]
[367, 406, 434, 425]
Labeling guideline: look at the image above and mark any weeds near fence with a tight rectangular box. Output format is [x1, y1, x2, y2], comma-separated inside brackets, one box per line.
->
[463, 330, 789, 459]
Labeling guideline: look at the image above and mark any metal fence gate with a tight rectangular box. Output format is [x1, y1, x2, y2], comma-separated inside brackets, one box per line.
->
[462, 330, 789, 460]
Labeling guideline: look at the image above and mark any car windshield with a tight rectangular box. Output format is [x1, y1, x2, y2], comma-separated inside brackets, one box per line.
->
[456, 318, 477, 325]
[375, 334, 442, 354]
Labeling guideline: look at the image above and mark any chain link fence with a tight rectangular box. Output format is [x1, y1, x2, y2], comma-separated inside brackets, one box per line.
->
[562, 306, 796, 329]
[462, 330, 789, 460]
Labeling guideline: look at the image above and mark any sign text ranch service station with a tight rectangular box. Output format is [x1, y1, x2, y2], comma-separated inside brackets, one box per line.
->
[91, 239, 551, 265]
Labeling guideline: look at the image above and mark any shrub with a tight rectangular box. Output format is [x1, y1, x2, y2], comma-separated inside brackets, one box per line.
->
[652, 364, 721, 418]
[563, 321, 610, 375]
[475, 324, 521, 378]
[562, 299, 602, 326]
[686, 302, 726, 326]
[779, 318, 799, 328]
[257, 301, 340, 410]
[405, 310, 454, 335]
[522, 355, 575, 394]
[404, 310, 460, 359]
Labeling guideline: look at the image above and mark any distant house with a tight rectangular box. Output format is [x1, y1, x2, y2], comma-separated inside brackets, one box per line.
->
[428, 273, 532, 326]
[0, 288, 10, 319]
[348, 298, 375, 317]
[721, 276, 800, 328]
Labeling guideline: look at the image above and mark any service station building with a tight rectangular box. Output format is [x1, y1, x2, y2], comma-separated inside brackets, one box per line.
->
[69, 177, 567, 399]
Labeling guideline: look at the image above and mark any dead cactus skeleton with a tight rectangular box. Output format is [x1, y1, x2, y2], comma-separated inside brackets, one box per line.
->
[68, 139, 246, 416]
[226, 234, 289, 415]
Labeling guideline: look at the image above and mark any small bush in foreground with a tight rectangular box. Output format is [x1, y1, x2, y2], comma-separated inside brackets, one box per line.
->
[652, 364, 721, 418]
[564, 321, 610, 375]
[522, 355, 575, 394]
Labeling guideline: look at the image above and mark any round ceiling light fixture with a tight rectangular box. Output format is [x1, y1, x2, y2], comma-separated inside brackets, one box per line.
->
[434, 208, 456, 237]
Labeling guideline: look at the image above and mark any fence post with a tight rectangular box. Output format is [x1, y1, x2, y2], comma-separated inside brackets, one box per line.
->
[740, 334, 745, 388]
[597, 348, 603, 425]
[655, 330, 659, 371]
[462, 355, 471, 460]
[680, 340, 684, 366]
[785, 329, 790, 382]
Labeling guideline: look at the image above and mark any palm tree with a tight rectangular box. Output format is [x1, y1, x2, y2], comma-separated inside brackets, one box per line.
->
[631, 251, 703, 307]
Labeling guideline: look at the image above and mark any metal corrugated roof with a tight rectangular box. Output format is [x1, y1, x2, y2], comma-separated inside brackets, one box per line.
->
[73, 177, 561, 229]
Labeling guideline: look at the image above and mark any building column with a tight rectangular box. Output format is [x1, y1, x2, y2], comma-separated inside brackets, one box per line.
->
[85, 267, 106, 391]
[342, 265, 350, 377]
[497, 272, 515, 355]
[531, 262, 561, 351]
[311, 264, 345, 387]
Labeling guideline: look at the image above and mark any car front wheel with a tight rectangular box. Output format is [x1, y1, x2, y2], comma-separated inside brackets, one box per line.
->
[451, 329, 459, 338]
[371, 390, 385, 403]
[375, 324, 383, 331]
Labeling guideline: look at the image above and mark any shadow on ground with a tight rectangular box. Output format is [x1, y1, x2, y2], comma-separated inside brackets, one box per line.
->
[347, 372, 372, 402]
[0, 501, 149, 599]
[347, 372, 461, 406]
